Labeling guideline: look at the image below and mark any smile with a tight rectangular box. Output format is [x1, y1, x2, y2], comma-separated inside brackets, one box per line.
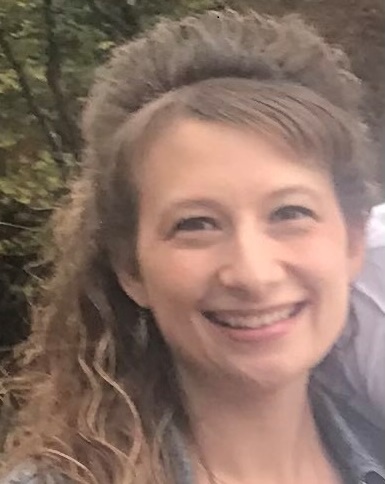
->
[202, 303, 306, 330]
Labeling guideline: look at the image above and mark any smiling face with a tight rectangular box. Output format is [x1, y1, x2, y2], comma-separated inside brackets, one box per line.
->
[118, 118, 364, 389]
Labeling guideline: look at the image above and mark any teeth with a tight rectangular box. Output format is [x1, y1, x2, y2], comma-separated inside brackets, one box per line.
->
[206, 306, 296, 329]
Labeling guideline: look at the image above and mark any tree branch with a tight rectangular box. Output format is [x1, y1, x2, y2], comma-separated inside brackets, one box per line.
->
[42, 0, 81, 159]
[0, 23, 66, 169]
[0, 221, 39, 232]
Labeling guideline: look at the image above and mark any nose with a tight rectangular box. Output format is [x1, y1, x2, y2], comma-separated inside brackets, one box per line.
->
[218, 223, 287, 298]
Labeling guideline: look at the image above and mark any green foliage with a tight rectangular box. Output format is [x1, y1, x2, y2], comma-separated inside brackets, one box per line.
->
[0, 149, 74, 348]
[0, 0, 221, 349]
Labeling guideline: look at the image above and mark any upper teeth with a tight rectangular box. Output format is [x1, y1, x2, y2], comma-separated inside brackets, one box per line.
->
[207, 306, 295, 329]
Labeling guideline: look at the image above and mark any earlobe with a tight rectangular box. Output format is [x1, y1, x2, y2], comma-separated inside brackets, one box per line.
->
[116, 269, 150, 308]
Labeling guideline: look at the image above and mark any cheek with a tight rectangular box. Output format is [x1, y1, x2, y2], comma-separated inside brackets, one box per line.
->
[138, 248, 218, 356]
[139, 246, 217, 309]
[293, 220, 351, 276]
[296, 232, 351, 326]
[291, 226, 352, 304]
[304, 243, 349, 279]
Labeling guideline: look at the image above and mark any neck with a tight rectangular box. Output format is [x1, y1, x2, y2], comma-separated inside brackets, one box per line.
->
[177, 367, 334, 484]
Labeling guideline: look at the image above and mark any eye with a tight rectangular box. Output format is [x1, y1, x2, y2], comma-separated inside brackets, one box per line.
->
[270, 205, 316, 222]
[174, 216, 219, 232]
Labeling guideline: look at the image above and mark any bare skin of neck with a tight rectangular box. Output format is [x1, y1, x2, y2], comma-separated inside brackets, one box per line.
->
[178, 367, 342, 484]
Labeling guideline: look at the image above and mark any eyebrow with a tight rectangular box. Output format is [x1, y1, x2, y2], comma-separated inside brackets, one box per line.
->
[163, 198, 226, 214]
[164, 185, 321, 212]
[267, 185, 322, 200]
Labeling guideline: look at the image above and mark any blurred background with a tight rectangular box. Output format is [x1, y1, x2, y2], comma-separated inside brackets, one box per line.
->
[0, 0, 384, 356]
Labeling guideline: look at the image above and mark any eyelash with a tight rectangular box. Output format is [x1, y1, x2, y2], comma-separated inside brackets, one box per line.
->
[270, 205, 316, 222]
[174, 216, 218, 232]
[172, 205, 316, 235]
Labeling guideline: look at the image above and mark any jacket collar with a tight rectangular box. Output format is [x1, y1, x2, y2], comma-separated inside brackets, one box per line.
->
[310, 380, 385, 484]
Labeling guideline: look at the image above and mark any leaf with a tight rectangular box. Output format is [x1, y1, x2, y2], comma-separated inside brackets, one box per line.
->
[0, 70, 21, 92]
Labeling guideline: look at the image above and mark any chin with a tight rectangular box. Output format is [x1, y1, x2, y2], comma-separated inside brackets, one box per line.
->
[221, 350, 322, 391]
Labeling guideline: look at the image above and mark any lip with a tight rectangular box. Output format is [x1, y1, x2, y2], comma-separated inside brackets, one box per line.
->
[201, 301, 308, 343]
[202, 302, 305, 317]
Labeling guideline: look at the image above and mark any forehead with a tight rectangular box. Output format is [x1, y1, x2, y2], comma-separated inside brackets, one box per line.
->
[137, 118, 329, 193]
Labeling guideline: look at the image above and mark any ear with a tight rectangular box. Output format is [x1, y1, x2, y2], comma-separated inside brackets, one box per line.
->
[347, 221, 366, 282]
[116, 268, 150, 309]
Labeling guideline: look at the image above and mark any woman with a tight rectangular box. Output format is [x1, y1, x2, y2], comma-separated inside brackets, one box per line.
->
[1, 9, 383, 484]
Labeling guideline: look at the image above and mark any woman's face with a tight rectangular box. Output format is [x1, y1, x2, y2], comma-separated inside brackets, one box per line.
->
[119, 119, 364, 388]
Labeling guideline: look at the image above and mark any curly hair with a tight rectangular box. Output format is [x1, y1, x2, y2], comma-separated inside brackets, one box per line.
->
[0, 9, 378, 484]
